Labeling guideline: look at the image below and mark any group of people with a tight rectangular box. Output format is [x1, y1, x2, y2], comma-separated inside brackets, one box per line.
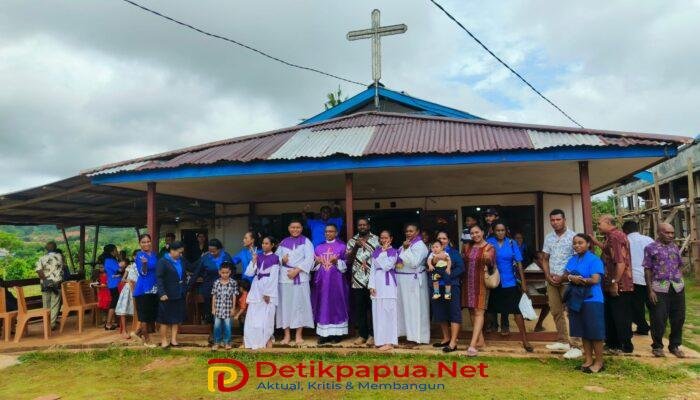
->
[30, 205, 687, 369]
[536, 211, 687, 374]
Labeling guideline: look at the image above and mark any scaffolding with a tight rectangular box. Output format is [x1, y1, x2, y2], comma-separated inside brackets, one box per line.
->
[614, 139, 700, 280]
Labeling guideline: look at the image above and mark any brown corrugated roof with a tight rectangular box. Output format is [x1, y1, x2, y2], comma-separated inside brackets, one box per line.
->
[85, 111, 691, 175]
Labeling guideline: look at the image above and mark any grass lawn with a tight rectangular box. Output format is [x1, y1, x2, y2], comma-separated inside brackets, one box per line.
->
[0, 348, 697, 400]
[683, 278, 700, 352]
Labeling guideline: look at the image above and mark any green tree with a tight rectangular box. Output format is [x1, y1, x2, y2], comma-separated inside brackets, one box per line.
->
[592, 195, 616, 221]
[324, 86, 347, 110]
[0, 231, 23, 251]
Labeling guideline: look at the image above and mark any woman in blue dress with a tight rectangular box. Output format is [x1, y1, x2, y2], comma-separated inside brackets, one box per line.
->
[486, 223, 532, 352]
[232, 231, 262, 284]
[430, 230, 465, 353]
[156, 241, 189, 348]
[194, 238, 233, 328]
[99, 244, 121, 331]
[562, 233, 605, 373]
[132, 234, 159, 347]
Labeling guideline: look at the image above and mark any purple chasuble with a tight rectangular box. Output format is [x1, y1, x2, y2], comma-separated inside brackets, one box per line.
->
[311, 239, 349, 325]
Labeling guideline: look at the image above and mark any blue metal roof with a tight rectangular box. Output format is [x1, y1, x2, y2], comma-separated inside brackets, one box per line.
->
[301, 86, 482, 124]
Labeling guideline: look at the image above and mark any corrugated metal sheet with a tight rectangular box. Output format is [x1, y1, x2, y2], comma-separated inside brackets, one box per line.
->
[365, 120, 532, 155]
[88, 161, 150, 177]
[310, 113, 400, 130]
[599, 136, 668, 147]
[269, 127, 375, 160]
[528, 130, 605, 149]
[85, 111, 688, 174]
[139, 131, 295, 170]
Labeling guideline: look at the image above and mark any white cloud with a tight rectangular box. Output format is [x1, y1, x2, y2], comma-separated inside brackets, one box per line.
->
[0, 0, 698, 194]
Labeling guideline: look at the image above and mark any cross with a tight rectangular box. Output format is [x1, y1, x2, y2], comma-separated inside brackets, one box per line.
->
[347, 9, 407, 108]
[321, 247, 336, 271]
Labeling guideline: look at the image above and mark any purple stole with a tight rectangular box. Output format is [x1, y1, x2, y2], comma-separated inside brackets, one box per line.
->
[256, 253, 278, 279]
[279, 235, 308, 285]
[372, 247, 398, 286]
[396, 236, 424, 279]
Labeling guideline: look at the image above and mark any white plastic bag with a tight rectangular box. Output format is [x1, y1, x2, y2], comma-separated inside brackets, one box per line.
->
[519, 293, 537, 321]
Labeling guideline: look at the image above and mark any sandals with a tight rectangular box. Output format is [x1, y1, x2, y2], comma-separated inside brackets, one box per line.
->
[433, 341, 450, 348]
[582, 364, 605, 373]
[523, 344, 534, 353]
[442, 345, 458, 353]
[467, 347, 478, 357]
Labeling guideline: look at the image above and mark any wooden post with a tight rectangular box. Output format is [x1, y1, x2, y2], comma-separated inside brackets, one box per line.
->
[686, 160, 700, 282]
[78, 224, 86, 275]
[579, 161, 593, 235]
[536, 191, 544, 250]
[345, 173, 354, 239]
[61, 226, 76, 273]
[653, 172, 663, 237]
[147, 182, 158, 245]
[91, 225, 100, 279]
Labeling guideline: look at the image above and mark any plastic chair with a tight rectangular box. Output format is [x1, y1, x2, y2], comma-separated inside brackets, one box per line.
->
[59, 281, 90, 333]
[13, 286, 51, 342]
[78, 280, 99, 326]
[0, 287, 18, 342]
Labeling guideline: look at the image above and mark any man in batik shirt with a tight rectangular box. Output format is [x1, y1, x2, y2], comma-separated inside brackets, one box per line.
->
[345, 217, 379, 345]
[643, 223, 686, 358]
[35, 241, 64, 329]
[598, 214, 634, 354]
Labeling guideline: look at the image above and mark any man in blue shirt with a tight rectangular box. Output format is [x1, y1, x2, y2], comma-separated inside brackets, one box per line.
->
[303, 205, 343, 246]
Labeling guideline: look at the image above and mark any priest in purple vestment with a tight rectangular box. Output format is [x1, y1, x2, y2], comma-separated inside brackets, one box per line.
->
[311, 223, 350, 345]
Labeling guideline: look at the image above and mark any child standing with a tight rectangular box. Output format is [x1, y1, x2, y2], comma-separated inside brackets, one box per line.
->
[234, 279, 250, 335]
[427, 241, 452, 300]
[116, 250, 139, 339]
[95, 266, 111, 324]
[368, 230, 399, 351]
[244, 236, 280, 349]
[211, 261, 238, 350]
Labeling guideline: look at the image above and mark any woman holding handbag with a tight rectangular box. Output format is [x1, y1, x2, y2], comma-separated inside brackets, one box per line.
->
[461, 225, 495, 357]
[486, 223, 533, 352]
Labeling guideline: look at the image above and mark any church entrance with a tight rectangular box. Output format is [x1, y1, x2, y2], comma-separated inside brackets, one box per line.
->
[355, 208, 458, 247]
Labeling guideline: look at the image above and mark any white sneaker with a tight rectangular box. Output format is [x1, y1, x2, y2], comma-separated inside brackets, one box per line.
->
[545, 342, 571, 351]
[563, 347, 583, 359]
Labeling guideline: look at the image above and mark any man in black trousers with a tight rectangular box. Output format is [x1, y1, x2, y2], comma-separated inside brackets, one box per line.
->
[643, 223, 687, 358]
[345, 217, 379, 346]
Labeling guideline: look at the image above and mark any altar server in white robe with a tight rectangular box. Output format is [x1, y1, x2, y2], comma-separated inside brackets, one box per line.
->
[275, 220, 315, 345]
[396, 223, 431, 344]
[244, 236, 280, 349]
[368, 230, 399, 351]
